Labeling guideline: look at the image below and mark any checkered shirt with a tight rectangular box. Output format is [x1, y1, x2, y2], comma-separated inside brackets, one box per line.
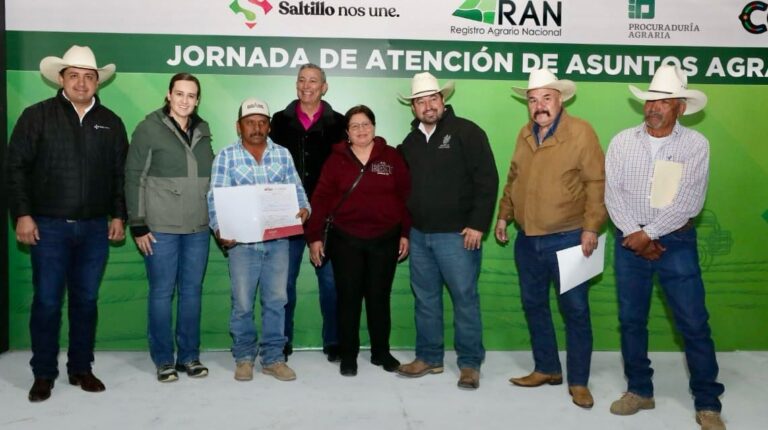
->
[208, 138, 309, 249]
[605, 121, 709, 240]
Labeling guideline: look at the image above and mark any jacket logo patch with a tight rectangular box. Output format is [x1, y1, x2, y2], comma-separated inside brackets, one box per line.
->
[438, 134, 451, 149]
[93, 124, 111, 130]
[370, 161, 392, 176]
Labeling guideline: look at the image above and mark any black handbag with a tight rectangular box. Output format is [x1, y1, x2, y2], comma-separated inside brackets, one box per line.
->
[322, 166, 365, 251]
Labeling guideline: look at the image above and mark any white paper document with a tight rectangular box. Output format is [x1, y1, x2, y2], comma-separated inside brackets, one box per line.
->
[556, 234, 606, 295]
[650, 160, 683, 208]
[213, 184, 303, 243]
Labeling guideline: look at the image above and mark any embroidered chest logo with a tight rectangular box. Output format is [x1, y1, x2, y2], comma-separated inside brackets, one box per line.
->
[438, 134, 452, 149]
[93, 124, 111, 130]
[370, 161, 393, 176]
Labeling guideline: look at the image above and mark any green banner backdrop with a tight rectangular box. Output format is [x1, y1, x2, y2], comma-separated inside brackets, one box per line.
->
[5, 29, 768, 352]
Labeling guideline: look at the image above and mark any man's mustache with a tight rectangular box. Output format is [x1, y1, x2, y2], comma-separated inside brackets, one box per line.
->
[645, 112, 663, 121]
[534, 110, 550, 117]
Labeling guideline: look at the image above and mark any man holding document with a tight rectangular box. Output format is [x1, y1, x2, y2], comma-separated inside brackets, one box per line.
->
[605, 65, 726, 430]
[207, 98, 310, 382]
[495, 69, 606, 408]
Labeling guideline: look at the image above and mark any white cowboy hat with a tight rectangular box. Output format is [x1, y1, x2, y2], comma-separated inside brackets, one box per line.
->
[398, 72, 455, 102]
[39, 45, 116, 85]
[629, 64, 707, 115]
[512, 68, 576, 101]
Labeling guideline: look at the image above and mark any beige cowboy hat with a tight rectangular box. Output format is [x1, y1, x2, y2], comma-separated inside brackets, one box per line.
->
[39, 45, 116, 85]
[512, 68, 576, 101]
[629, 64, 707, 115]
[398, 72, 455, 102]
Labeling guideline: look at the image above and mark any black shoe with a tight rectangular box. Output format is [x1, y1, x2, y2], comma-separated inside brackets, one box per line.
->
[283, 343, 293, 362]
[157, 365, 179, 383]
[68, 372, 105, 392]
[371, 353, 401, 372]
[323, 345, 341, 363]
[175, 360, 208, 378]
[28, 378, 54, 402]
[340, 359, 357, 377]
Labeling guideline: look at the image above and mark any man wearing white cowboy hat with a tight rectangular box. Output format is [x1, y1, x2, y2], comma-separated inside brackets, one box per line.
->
[605, 64, 726, 430]
[7, 45, 128, 402]
[496, 68, 606, 408]
[396, 72, 499, 390]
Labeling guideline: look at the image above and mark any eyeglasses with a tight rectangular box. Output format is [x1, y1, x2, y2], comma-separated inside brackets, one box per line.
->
[349, 122, 373, 131]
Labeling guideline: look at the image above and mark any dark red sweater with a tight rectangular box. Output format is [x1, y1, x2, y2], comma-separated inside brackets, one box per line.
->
[306, 136, 411, 242]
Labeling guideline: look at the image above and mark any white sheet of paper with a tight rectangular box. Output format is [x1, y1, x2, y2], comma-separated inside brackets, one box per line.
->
[556, 234, 606, 295]
[650, 160, 683, 208]
[213, 184, 302, 243]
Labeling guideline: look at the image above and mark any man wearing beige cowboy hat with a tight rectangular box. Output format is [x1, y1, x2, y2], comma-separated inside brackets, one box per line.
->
[6, 45, 128, 402]
[396, 72, 498, 390]
[496, 68, 606, 408]
[605, 64, 726, 430]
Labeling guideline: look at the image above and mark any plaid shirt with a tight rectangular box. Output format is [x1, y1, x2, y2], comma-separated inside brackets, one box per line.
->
[208, 138, 309, 248]
[605, 121, 709, 240]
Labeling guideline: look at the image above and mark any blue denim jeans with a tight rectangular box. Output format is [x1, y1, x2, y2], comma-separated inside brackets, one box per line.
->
[615, 227, 724, 412]
[144, 231, 209, 367]
[285, 235, 338, 347]
[514, 229, 592, 386]
[227, 240, 289, 365]
[29, 216, 109, 379]
[408, 228, 484, 369]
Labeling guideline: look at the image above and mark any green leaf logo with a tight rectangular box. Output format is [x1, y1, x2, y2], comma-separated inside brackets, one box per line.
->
[453, 0, 497, 25]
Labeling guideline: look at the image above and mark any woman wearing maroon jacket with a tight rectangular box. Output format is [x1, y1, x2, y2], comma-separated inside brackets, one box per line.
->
[307, 105, 411, 377]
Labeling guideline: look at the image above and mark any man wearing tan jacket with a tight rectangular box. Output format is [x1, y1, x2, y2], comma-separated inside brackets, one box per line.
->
[495, 69, 606, 409]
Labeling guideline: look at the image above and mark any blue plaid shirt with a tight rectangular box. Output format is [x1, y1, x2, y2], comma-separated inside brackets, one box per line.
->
[208, 138, 310, 248]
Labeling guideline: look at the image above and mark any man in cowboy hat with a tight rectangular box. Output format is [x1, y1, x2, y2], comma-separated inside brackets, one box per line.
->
[605, 64, 726, 430]
[496, 68, 606, 408]
[396, 72, 498, 390]
[6, 45, 128, 402]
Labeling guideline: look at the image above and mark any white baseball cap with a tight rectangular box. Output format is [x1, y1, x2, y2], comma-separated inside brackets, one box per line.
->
[238, 98, 270, 120]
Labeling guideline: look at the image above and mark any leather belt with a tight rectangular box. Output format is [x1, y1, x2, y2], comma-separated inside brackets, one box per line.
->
[673, 219, 695, 234]
[639, 219, 694, 235]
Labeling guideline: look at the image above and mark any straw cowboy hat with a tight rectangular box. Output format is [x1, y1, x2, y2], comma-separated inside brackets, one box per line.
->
[399, 72, 455, 102]
[629, 64, 707, 115]
[512, 68, 576, 101]
[39, 45, 116, 85]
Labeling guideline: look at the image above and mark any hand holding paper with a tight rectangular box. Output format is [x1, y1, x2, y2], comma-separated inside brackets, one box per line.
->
[213, 184, 304, 243]
[556, 234, 606, 295]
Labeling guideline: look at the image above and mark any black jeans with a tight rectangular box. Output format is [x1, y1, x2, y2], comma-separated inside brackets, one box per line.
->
[327, 226, 400, 361]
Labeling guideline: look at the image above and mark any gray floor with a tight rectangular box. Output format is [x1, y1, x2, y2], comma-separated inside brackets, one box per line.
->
[0, 350, 763, 429]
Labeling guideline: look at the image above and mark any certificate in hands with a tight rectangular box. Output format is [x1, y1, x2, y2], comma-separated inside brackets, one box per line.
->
[213, 184, 303, 243]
